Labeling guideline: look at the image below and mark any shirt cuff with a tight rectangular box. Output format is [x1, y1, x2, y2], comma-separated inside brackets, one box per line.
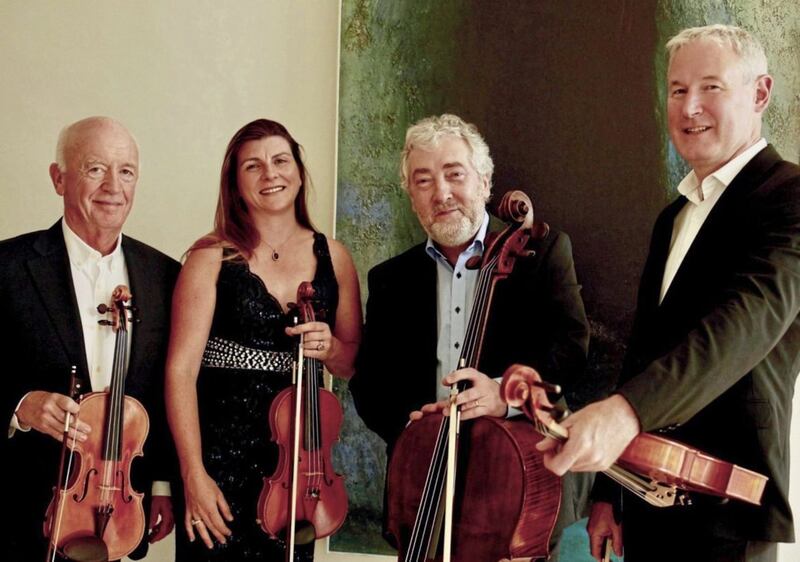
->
[8, 393, 33, 437]
[151, 480, 172, 497]
[491, 376, 522, 418]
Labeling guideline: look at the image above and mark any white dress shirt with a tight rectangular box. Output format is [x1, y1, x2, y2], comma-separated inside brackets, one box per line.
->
[660, 139, 767, 303]
[12, 221, 169, 495]
[62, 219, 131, 391]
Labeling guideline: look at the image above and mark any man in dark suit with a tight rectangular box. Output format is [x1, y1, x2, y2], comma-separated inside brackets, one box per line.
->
[536, 25, 800, 562]
[350, 114, 591, 558]
[0, 117, 180, 561]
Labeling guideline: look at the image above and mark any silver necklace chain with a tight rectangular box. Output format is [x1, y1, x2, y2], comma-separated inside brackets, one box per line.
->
[263, 229, 299, 261]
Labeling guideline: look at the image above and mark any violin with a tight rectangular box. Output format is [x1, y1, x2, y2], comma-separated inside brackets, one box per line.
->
[258, 281, 347, 559]
[43, 285, 148, 562]
[386, 191, 561, 562]
[500, 364, 768, 507]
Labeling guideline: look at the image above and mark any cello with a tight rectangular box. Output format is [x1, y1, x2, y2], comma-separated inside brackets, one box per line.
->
[386, 191, 562, 562]
[43, 285, 148, 562]
[258, 281, 348, 559]
[499, 364, 768, 507]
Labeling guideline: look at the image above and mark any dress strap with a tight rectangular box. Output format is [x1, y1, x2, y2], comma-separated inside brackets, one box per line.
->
[312, 232, 334, 279]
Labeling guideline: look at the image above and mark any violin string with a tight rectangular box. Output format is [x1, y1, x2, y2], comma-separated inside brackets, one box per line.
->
[405, 416, 449, 562]
[309, 356, 319, 493]
[314, 358, 320, 492]
[306, 355, 312, 496]
[314, 358, 322, 492]
[105, 326, 126, 505]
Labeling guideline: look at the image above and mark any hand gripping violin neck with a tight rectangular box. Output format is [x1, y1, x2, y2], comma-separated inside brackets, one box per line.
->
[44, 286, 148, 562]
[258, 281, 348, 561]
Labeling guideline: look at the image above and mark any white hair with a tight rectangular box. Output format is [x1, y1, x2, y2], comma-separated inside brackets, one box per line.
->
[400, 113, 494, 191]
[54, 116, 139, 171]
[666, 24, 768, 82]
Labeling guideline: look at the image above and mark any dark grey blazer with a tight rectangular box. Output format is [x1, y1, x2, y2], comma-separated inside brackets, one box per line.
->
[0, 220, 180, 561]
[616, 145, 800, 542]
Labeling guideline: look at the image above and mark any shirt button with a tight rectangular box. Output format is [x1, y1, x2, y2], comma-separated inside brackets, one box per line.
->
[454, 342, 460, 349]
[455, 307, 461, 314]
[456, 272, 462, 279]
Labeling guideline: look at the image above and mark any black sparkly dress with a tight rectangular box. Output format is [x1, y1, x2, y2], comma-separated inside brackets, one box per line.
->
[177, 233, 339, 562]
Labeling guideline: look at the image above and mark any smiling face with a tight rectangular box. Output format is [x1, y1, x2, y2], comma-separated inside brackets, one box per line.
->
[667, 39, 771, 181]
[236, 135, 302, 216]
[50, 118, 138, 251]
[406, 135, 490, 250]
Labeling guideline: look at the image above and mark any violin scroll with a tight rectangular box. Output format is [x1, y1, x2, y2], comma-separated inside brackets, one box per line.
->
[96, 285, 135, 329]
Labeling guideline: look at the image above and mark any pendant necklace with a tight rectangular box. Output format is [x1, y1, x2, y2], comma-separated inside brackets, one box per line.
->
[263, 229, 298, 261]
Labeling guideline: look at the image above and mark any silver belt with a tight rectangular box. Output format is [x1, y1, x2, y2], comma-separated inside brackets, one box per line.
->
[201, 337, 292, 372]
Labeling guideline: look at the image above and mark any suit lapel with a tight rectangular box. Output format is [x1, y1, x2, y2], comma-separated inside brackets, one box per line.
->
[660, 145, 780, 309]
[26, 221, 90, 382]
[640, 198, 685, 314]
[123, 236, 149, 385]
[407, 244, 439, 399]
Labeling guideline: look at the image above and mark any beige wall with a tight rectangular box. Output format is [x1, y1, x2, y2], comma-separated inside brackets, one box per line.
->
[0, 1, 340, 256]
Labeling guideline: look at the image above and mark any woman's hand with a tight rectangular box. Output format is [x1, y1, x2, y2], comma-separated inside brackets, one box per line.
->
[286, 321, 336, 361]
[183, 468, 233, 549]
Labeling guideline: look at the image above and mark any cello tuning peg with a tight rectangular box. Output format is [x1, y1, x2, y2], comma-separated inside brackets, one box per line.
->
[531, 380, 561, 394]
[97, 303, 110, 314]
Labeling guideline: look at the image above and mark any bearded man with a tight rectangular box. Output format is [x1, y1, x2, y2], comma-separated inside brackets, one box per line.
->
[350, 113, 591, 560]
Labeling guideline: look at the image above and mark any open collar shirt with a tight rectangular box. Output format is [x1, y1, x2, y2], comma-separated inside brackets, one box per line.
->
[660, 138, 767, 303]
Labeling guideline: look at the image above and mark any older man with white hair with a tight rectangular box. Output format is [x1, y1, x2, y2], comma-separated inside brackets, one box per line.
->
[1, 116, 179, 561]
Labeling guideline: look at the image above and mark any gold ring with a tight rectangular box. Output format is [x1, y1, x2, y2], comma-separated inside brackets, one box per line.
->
[473, 400, 481, 408]
[317, 341, 324, 351]
[191, 519, 202, 526]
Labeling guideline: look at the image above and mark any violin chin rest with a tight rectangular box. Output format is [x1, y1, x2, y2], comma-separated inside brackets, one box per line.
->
[294, 521, 317, 545]
[63, 535, 109, 562]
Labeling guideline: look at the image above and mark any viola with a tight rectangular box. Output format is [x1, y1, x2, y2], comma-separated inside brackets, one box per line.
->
[258, 281, 347, 559]
[43, 285, 148, 562]
[500, 364, 768, 507]
[386, 191, 561, 562]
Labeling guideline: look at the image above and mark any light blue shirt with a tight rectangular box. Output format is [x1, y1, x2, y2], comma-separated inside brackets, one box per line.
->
[425, 213, 490, 400]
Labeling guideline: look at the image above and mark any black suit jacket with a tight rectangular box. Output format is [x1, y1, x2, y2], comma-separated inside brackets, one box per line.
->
[0, 220, 180, 561]
[350, 227, 590, 454]
[614, 146, 800, 542]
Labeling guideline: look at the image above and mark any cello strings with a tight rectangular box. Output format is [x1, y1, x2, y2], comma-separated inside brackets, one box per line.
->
[405, 415, 449, 562]
[405, 255, 498, 561]
[460, 255, 497, 369]
[406, 417, 447, 560]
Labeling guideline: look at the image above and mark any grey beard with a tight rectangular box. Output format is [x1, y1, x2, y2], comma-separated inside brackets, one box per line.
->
[427, 214, 481, 247]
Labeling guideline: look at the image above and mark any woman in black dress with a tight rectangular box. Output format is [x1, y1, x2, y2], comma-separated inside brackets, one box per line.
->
[165, 119, 361, 560]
